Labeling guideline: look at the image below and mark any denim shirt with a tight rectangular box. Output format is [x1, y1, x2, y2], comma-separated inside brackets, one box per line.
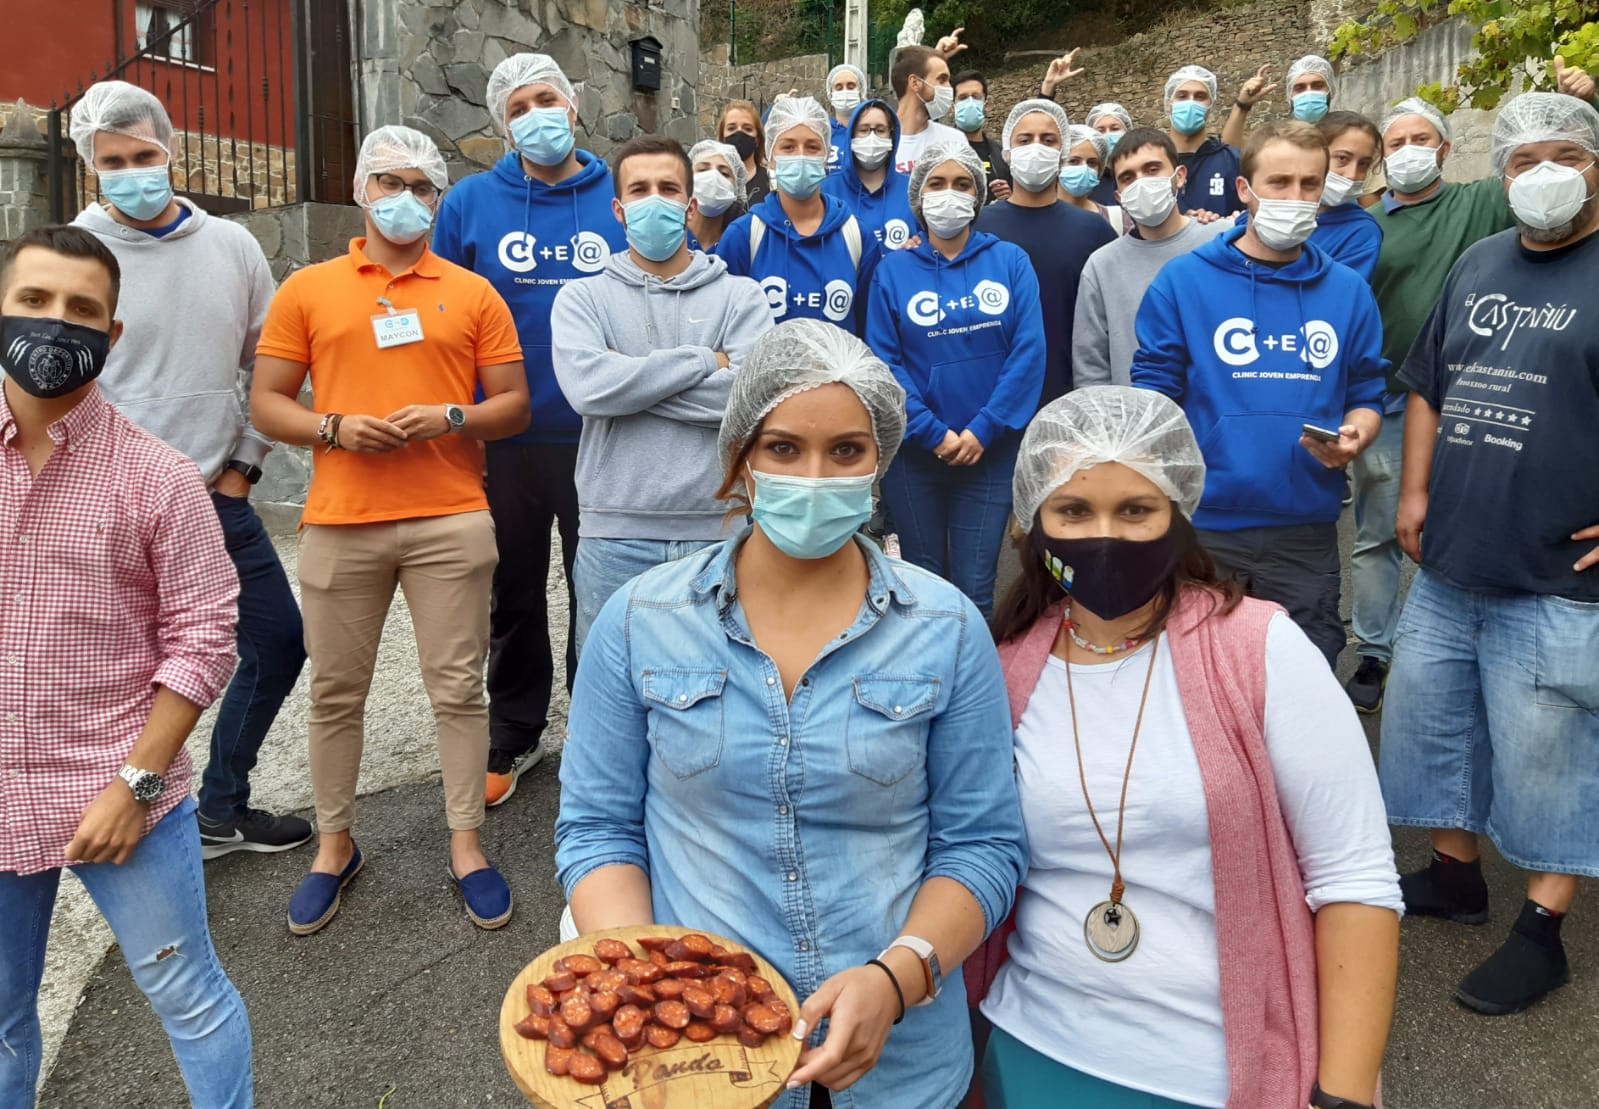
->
[556, 535, 1027, 1109]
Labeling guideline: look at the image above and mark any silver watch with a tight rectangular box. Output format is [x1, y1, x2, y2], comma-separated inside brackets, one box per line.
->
[117, 765, 164, 804]
[445, 404, 466, 432]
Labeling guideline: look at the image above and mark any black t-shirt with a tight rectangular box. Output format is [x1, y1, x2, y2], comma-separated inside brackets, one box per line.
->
[1400, 227, 1599, 599]
[747, 165, 771, 207]
[966, 135, 1013, 194]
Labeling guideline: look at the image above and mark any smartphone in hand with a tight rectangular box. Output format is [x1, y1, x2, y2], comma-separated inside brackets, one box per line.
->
[1301, 423, 1341, 444]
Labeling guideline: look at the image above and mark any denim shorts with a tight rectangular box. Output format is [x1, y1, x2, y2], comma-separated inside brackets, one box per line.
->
[1379, 569, 1599, 876]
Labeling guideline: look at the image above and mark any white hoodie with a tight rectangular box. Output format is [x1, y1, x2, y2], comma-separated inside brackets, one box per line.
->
[73, 198, 276, 483]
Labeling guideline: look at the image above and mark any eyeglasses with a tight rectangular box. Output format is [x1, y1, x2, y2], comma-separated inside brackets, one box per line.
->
[372, 173, 440, 202]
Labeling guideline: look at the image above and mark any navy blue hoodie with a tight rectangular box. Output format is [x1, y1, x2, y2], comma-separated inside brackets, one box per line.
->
[715, 191, 882, 334]
[1130, 223, 1387, 530]
[433, 150, 627, 444]
[1175, 137, 1245, 217]
[866, 231, 1045, 451]
[821, 100, 917, 251]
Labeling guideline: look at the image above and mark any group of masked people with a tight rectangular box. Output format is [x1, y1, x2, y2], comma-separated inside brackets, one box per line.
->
[2, 33, 1597, 1109]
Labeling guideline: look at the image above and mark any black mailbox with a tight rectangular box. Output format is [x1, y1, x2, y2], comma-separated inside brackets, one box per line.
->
[630, 35, 663, 91]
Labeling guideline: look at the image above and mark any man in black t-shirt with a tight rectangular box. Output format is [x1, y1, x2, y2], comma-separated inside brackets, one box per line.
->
[1380, 91, 1599, 1018]
[952, 71, 1013, 200]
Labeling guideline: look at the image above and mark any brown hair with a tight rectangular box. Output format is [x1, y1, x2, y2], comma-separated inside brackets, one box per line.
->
[713, 432, 757, 525]
[718, 101, 767, 167]
[1108, 126, 1179, 178]
[0, 224, 121, 313]
[1240, 119, 1329, 181]
[1316, 110, 1382, 155]
[612, 135, 693, 198]
[891, 45, 939, 99]
[990, 512, 1245, 646]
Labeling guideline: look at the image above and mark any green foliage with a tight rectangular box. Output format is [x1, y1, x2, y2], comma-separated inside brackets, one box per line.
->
[869, 0, 1070, 64]
[1329, 0, 1599, 111]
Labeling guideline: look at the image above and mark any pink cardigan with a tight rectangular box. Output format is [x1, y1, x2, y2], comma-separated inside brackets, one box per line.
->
[968, 590, 1319, 1109]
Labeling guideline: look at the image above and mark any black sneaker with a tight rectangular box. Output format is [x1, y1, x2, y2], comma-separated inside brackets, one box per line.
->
[1400, 853, 1490, 924]
[1456, 906, 1571, 1015]
[1344, 656, 1389, 714]
[198, 808, 314, 860]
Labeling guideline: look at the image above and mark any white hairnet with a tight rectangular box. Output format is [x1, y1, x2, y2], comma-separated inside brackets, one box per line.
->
[1002, 98, 1068, 153]
[70, 80, 173, 165]
[1086, 102, 1132, 130]
[1286, 55, 1335, 94]
[486, 54, 577, 135]
[906, 139, 988, 211]
[351, 125, 449, 204]
[718, 319, 908, 479]
[827, 63, 866, 92]
[765, 95, 831, 157]
[1013, 387, 1207, 526]
[1381, 96, 1450, 142]
[689, 139, 749, 199]
[1164, 65, 1218, 107]
[1491, 91, 1599, 176]
[1067, 125, 1109, 163]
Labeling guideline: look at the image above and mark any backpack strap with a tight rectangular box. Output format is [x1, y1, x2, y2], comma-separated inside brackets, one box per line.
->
[749, 214, 766, 265]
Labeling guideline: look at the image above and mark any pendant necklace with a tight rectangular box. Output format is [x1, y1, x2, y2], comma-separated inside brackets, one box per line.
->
[1064, 632, 1160, 962]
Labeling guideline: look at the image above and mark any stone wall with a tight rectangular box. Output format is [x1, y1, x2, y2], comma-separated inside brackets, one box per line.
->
[0, 102, 51, 242]
[698, 45, 829, 133]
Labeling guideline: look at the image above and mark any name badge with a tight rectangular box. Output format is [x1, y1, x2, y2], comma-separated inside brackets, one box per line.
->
[372, 309, 424, 349]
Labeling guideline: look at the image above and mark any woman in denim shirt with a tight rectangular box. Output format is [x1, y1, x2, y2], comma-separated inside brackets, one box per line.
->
[555, 318, 1028, 1109]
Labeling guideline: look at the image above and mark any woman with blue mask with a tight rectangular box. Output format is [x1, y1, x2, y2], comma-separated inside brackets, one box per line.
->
[1085, 103, 1134, 207]
[686, 139, 748, 252]
[1057, 125, 1125, 235]
[556, 317, 1027, 1109]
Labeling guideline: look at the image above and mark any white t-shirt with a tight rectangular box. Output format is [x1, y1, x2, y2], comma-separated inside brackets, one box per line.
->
[894, 120, 967, 176]
[981, 614, 1401, 1107]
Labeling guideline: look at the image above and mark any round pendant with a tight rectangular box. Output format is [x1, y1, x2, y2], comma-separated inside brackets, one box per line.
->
[1083, 900, 1139, 963]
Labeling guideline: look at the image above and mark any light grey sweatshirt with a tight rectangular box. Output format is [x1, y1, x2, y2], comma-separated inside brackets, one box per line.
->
[73, 198, 275, 483]
[551, 249, 773, 540]
[1073, 215, 1234, 388]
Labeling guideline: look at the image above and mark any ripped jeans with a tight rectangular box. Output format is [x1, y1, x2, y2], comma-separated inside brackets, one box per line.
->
[0, 797, 253, 1107]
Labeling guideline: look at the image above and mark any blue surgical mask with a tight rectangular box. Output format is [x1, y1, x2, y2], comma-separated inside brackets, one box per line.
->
[1170, 100, 1209, 136]
[748, 467, 875, 560]
[98, 166, 173, 221]
[1060, 164, 1100, 197]
[622, 195, 688, 261]
[1102, 130, 1123, 153]
[1292, 91, 1330, 123]
[954, 98, 986, 133]
[774, 155, 827, 199]
[369, 191, 434, 245]
[511, 106, 575, 166]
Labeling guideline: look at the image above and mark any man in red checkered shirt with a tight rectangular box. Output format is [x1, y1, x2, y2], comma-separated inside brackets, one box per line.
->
[0, 227, 253, 1106]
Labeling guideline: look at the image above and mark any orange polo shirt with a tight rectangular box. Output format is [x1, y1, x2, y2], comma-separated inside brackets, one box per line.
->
[257, 239, 523, 525]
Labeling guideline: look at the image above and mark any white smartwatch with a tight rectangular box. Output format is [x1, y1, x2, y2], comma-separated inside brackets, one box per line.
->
[878, 935, 942, 1006]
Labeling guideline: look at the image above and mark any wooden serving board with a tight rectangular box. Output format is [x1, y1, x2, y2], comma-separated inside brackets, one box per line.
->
[499, 924, 803, 1109]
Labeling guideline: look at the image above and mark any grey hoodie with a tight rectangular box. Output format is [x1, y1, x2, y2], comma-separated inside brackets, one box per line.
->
[551, 249, 773, 540]
[73, 198, 275, 483]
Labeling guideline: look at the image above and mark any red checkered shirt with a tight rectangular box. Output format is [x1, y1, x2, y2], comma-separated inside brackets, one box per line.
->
[0, 385, 239, 874]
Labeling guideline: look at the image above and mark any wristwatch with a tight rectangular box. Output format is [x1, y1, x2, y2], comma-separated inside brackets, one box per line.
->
[880, 936, 942, 1006]
[117, 765, 165, 804]
[225, 460, 263, 485]
[1310, 1083, 1374, 1109]
[445, 404, 466, 432]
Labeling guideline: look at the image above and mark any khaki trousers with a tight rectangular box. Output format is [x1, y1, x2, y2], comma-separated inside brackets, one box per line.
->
[297, 511, 496, 833]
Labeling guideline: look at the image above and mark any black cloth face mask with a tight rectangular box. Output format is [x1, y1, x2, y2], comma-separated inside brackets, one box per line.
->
[725, 130, 758, 162]
[1031, 525, 1185, 621]
[0, 315, 111, 399]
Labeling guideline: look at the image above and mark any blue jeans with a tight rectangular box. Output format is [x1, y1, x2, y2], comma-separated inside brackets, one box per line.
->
[200, 493, 306, 823]
[879, 435, 1021, 618]
[0, 798, 253, 1106]
[1379, 570, 1599, 876]
[572, 537, 719, 658]
[1349, 410, 1405, 663]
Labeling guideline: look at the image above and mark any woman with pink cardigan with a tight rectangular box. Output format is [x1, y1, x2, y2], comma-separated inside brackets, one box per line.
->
[971, 387, 1401, 1109]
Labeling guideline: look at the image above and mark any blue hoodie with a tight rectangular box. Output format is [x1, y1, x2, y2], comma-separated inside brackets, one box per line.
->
[1175, 137, 1245, 217]
[828, 116, 850, 174]
[432, 150, 628, 444]
[866, 231, 1046, 451]
[715, 191, 882, 334]
[822, 100, 917, 251]
[1309, 201, 1382, 282]
[1130, 223, 1387, 531]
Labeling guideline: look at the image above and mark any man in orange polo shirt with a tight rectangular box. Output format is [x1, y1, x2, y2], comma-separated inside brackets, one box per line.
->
[251, 126, 530, 935]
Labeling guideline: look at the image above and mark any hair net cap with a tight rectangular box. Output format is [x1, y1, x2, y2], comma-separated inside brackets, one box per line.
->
[827, 63, 867, 92]
[907, 139, 988, 211]
[765, 96, 831, 158]
[1067, 124, 1109, 163]
[1490, 91, 1599, 176]
[486, 54, 577, 134]
[1012, 387, 1207, 526]
[719, 319, 907, 479]
[1286, 55, 1336, 94]
[1002, 98, 1069, 153]
[1164, 65, 1218, 107]
[70, 80, 174, 165]
[1086, 102, 1133, 130]
[689, 139, 749, 199]
[352, 125, 449, 204]
[1381, 96, 1450, 142]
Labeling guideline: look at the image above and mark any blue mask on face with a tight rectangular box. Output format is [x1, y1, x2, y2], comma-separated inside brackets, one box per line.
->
[1060, 164, 1100, 197]
[773, 155, 827, 199]
[1292, 91, 1330, 122]
[511, 106, 575, 166]
[369, 191, 434, 245]
[748, 467, 875, 560]
[1102, 130, 1123, 153]
[622, 195, 688, 262]
[1170, 100, 1209, 136]
[98, 166, 173, 221]
[954, 98, 986, 133]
